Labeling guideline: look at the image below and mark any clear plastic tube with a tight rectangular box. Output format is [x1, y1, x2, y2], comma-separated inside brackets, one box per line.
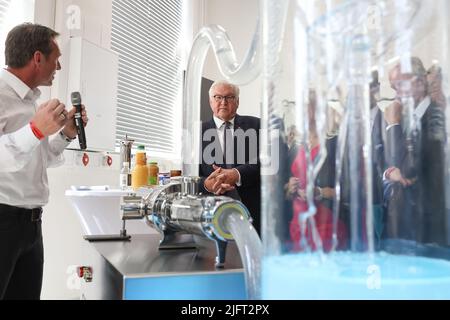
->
[259, 0, 291, 254]
[225, 212, 262, 300]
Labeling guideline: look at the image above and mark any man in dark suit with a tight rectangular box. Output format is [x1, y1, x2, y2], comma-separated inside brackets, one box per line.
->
[383, 57, 447, 246]
[199, 80, 261, 234]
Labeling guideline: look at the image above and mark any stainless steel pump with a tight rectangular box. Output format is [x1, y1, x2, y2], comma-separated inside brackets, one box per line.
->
[121, 177, 252, 267]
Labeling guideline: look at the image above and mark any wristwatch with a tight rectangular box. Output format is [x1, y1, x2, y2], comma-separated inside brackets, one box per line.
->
[59, 130, 76, 142]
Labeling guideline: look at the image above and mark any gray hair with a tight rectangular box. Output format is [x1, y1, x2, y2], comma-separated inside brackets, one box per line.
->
[209, 80, 240, 97]
[409, 56, 427, 77]
[390, 56, 427, 78]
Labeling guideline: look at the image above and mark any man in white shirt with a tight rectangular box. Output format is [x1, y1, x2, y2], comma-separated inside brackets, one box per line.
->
[0, 23, 88, 299]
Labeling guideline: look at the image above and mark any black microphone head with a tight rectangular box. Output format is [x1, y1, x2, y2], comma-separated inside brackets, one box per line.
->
[71, 92, 82, 105]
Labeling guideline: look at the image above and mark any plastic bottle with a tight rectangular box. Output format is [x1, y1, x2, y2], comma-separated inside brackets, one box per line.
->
[148, 162, 159, 186]
[120, 161, 131, 190]
[131, 145, 148, 190]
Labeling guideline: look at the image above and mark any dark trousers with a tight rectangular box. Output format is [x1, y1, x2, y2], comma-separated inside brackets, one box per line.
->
[0, 204, 44, 300]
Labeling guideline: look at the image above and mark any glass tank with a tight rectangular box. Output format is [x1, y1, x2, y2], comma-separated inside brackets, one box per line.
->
[261, 0, 450, 299]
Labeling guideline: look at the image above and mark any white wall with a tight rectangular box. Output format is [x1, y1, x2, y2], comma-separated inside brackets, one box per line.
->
[38, 0, 116, 300]
[202, 0, 261, 118]
[34, 0, 55, 27]
[51, 0, 112, 106]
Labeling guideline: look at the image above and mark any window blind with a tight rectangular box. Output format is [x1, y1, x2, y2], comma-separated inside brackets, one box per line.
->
[111, 0, 184, 154]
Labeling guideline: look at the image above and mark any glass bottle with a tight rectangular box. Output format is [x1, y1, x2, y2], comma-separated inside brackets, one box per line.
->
[148, 162, 159, 186]
[131, 145, 148, 190]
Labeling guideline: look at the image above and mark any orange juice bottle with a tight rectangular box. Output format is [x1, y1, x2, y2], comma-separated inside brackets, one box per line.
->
[131, 145, 148, 190]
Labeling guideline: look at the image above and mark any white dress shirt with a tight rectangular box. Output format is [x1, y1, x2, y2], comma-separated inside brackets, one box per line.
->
[413, 96, 431, 122]
[213, 115, 236, 152]
[212, 115, 241, 186]
[0, 69, 69, 208]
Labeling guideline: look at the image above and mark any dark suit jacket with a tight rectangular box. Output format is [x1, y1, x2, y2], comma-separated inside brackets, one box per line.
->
[315, 135, 338, 208]
[199, 114, 261, 233]
[384, 101, 447, 245]
[372, 108, 387, 206]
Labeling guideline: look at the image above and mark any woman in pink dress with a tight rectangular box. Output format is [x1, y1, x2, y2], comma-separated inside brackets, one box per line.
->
[285, 94, 348, 252]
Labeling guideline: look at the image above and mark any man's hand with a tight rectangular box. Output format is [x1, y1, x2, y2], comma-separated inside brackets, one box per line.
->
[204, 165, 239, 195]
[384, 100, 403, 125]
[62, 105, 89, 139]
[428, 65, 444, 107]
[204, 166, 222, 193]
[31, 99, 67, 137]
[386, 167, 414, 187]
[213, 182, 236, 195]
[212, 164, 240, 186]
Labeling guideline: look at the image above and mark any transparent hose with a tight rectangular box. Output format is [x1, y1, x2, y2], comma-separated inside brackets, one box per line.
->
[225, 212, 262, 300]
[259, 0, 291, 253]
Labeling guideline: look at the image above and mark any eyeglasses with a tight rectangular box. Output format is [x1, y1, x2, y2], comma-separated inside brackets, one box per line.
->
[213, 95, 236, 103]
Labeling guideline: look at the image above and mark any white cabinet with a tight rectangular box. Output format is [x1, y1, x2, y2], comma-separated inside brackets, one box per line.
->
[64, 37, 119, 152]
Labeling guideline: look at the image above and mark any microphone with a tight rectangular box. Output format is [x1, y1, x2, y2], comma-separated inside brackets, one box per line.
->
[71, 92, 87, 150]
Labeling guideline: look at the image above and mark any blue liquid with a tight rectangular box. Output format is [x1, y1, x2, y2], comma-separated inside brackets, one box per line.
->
[262, 252, 450, 299]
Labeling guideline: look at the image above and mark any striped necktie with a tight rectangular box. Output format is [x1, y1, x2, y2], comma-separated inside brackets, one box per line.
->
[223, 121, 233, 168]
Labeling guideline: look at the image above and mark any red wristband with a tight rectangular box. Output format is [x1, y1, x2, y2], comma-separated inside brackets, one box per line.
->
[29, 121, 45, 140]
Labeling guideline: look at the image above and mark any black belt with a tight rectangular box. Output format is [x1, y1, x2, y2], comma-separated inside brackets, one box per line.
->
[29, 207, 43, 222]
[0, 204, 42, 222]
